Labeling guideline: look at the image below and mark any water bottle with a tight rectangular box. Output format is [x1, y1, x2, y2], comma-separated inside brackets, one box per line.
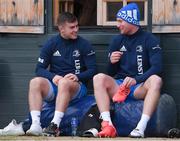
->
[71, 117, 78, 136]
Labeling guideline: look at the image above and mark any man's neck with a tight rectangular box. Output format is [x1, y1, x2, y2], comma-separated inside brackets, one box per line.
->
[60, 34, 68, 40]
[128, 26, 139, 35]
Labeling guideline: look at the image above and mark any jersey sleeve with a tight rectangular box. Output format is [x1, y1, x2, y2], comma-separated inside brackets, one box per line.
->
[35, 38, 56, 80]
[107, 36, 121, 76]
[135, 34, 162, 83]
[76, 40, 97, 82]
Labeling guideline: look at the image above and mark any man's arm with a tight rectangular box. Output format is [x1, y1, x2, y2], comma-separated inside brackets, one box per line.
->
[107, 36, 122, 76]
[35, 39, 56, 81]
[76, 43, 97, 82]
[135, 35, 162, 83]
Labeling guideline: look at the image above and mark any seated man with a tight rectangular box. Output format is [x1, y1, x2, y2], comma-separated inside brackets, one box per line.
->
[93, 3, 162, 138]
[25, 12, 96, 136]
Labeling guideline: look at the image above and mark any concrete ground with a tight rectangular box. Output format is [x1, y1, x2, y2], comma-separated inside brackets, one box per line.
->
[0, 136, 178, 141]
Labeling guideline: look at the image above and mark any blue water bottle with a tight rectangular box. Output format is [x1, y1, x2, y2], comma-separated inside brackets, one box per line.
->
[71, 117, 78, 136]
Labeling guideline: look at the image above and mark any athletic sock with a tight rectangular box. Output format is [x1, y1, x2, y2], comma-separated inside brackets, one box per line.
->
[30, 110, 41, 125]
[136, 114, 150, 133]
[100, 111, 112, 125]
[51, 111, 64, 127]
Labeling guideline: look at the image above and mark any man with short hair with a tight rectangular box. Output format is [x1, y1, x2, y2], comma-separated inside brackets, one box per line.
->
[26, 12, 96, 136]
[93, 3, 162, 138]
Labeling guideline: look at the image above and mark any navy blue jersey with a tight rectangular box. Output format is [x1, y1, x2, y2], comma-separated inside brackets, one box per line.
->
[107, 28, 162, 83]
[36, 34, 97, 84]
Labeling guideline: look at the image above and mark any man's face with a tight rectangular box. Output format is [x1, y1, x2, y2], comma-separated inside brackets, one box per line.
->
[59, 20, 79, 39]
[116, 18, 135, 35]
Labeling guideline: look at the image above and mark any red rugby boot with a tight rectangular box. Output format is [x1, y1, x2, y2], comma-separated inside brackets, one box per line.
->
[112, 84, 130, 103]
[98, 121, 117, 138]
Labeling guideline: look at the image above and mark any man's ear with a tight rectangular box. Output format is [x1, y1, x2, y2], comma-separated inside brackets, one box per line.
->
[58, 25, 63, 32]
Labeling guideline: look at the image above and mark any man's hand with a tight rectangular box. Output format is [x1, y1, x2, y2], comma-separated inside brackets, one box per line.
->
[110, 51, 123, 64]
[52, 75, 63, 86]
[64, 73, 79, 82]
[123, 77, 136, 88]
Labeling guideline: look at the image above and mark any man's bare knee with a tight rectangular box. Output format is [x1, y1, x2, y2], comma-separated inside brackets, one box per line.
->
[58, 78, 70, 87]
[93, 73, 107, 84]
[58, 78, 78, 92]
[30, 77, 45, 87]
[146, 75, 162, 90]
[29, 77, 49, 95]
[150, 75, 162, 86]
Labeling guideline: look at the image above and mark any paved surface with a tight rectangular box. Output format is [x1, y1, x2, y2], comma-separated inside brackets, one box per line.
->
[0, 136, 179, 141]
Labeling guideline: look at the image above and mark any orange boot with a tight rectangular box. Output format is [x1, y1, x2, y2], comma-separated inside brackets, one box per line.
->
[98, 121, 117, 138]
[112, 84, 130, 103]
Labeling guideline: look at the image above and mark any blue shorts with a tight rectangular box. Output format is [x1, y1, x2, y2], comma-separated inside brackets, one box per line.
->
[115, 79, 142, 100]
[44, 80, 87, 103]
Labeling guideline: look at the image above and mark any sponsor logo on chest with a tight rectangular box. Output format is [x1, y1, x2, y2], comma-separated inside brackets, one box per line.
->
[73, 49, 81, 74]
[137, 55, 143, 74]
[136, 45, 143, 74]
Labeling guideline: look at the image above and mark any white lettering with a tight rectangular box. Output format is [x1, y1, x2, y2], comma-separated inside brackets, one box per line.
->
[75, 60, 80, 74]
[137, 55, 143, 75]
[118, 12, 138, 25]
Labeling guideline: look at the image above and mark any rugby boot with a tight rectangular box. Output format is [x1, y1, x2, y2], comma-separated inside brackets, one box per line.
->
[129, 128, 144, 138]
[112, 84, 130, 103]
[98, 121, 117, 138]
[43, 122, 60, 137]
[26, 123, 42, 136]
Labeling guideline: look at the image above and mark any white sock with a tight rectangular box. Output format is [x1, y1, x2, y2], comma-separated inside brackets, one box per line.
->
[30, 110, 41, 125]
[100, 111, 112, 125]
[51, 111, 64, 127]
[136, 114, 150, 133]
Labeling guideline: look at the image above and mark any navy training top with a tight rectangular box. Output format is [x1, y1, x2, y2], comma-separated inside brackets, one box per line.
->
[107, 28, 162, 83]
[35, 34, 97, 85]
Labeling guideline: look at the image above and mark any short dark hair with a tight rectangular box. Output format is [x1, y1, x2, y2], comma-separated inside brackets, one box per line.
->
[57, 12, 77, 25]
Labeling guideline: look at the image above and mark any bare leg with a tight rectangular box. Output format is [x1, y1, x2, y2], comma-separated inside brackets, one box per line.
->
[134, 75, 162, 117]
[130, 75, 163, 137]
[27, 77, 50, 135]
[50, 78, 80, 127]
[29, 77, 50, 111]
[55, 78, 80, 112]
[93, 73, 119, 137]
[93, 73, 119, 113]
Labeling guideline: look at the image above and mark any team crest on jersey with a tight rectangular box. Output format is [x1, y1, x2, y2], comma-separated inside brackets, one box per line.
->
[136, 45, 143, 52]
[73, 50, 80, 57]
